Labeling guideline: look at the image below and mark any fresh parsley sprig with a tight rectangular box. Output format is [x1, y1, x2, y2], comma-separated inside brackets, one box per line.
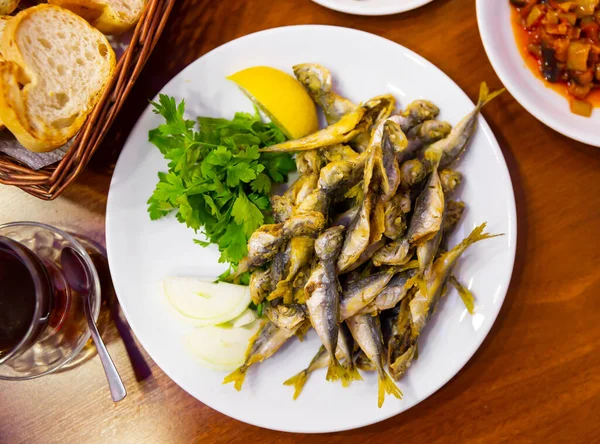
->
[147, 94, 295, 270]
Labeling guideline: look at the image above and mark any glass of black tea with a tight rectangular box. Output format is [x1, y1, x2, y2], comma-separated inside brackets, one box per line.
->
[0, 222, 101, 380]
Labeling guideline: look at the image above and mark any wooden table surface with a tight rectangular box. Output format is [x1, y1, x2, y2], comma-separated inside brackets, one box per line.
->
[1, 0, 600, 442]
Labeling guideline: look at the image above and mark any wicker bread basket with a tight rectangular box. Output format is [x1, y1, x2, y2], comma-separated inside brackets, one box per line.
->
[0, 0, 176, 200]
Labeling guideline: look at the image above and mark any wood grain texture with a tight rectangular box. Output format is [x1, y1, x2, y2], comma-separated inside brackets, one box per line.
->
[1, 0, 600, 442]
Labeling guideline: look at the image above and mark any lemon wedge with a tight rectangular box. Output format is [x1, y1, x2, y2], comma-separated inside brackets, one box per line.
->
[228, 66, 319, 139]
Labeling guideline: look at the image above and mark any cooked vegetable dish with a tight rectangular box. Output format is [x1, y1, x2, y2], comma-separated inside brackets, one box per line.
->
[511, 0, 600, 116]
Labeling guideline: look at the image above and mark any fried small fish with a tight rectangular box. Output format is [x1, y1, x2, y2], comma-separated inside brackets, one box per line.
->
[340, 266, 401, 320]
[284, 151, 323, 207]
[260, 95, 394, 154]
[346, 314, 402, 407]
[387, 298, 417, 380]
[293, 63, 357, 125]
[400, 159, 427, 190]
[372, 237, 412, 267]
[305, 226, 347, 382]
[407, 119, 452, 145]
[439, 169, 462, 195]
[379, 120, 404, 199]
[249, 268, 272, 305]
[237, 224, 286, 273]
[318, 152, 367, 196]
[416, 171, 462, 272]
[416, 223, 443, 272]
[407, 165, 444, 245]
[423, 82, 504, 169]
[271, 240, 292, 285]
[283, 211, 326, 238]
[268, 236, 314, 303]
[337, 194, 372, 273]
[260, 107, 365, 153]
[223, 320, 298, 391]
[410, 223, 500, 336]
[359, 268, 418, 314]
[390, 100, 439, 133]
[383, 194, 408, 240]
[265, 302, 307, 331]
[337, 118, 390, 272]
[369, 120, 406, 245]
[271, 195, 294, 223]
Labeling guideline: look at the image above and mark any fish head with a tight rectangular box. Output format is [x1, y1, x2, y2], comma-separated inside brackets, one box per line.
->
[383, 120, 409, 154]
[314, 225, 345, 261]
[284, 211, 326, 238]
[418, 120, 452, 143]
[265, 302, 307, 331]
[293, 63, 332, 97]
[296, 150, 323, 175]
[400, 158, 426, 190]
[439, 169, 463, 195]
[402, 100, 440, 122]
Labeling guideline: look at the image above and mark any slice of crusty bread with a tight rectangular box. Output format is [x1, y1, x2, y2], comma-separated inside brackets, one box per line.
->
[0, 0, 19, 15]
[0, 4, 116, 152]
[49, 0, 144, 35]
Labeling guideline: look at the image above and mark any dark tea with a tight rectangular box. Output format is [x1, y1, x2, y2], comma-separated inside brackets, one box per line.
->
[0, 243, 38, 358]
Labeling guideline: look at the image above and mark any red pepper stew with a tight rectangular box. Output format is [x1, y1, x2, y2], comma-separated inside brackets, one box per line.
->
[510, 0, 600, 117]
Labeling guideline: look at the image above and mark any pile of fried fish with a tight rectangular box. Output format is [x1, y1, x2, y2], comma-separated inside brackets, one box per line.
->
[224, 64, 503, 408]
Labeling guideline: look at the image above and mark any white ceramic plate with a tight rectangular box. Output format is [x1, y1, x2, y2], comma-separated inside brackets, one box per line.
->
[311, 0, 434, 16]
[106, 25, 517, 433]
[477, 0, 600, 146]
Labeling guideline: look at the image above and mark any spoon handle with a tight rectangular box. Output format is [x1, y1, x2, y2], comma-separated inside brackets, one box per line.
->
[85, 298, 127, 402]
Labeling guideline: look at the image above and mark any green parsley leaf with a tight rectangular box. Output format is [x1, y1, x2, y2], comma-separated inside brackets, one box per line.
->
[147, 96, 296, 274]
[231, 190, 264, 237]
[250, 173, 272, 194]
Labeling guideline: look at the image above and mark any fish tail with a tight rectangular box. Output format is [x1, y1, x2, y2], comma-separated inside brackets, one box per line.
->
[326, 356, 347, 382]
[223, 365, 248, 391]
[462, 222, 503, 247]
[341, 363, 363, 387]
[377, 370, 403, 408]
[283, 370, 309, 400]
[267, 280, 293, 303]
[477, 82, 505, 110]
[450, 275, 475, 314]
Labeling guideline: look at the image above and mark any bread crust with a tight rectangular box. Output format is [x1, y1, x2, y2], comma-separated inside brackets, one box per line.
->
[0, 4, 116, 152]
[49, 0, 144, 34]
[0, 0, 19, 16]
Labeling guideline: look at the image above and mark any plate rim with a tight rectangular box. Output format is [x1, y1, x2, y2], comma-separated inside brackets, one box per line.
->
[106, 24, 518, 433]
[310, 0, 435, 16]
[476, 0, 600, 147]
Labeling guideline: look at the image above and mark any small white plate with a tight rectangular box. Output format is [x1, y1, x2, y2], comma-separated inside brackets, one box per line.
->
[477, 0, 600, 146]
[106, 25, 516, 433]
[311, 0, 435, 16]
